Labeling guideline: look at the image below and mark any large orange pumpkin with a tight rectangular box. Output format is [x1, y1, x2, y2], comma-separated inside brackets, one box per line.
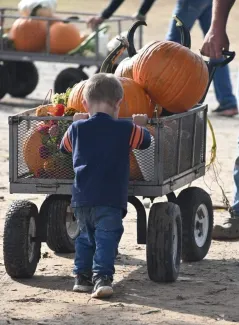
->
[117, 77, 154, 118]
[50, 21, 82, 54]
[115, 55, 138, 79]
[67, 77, 154, 118]
[132, 41, 209, 113]
[9, 18, 47, 52]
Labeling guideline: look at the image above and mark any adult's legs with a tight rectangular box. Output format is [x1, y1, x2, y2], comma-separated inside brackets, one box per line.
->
[199, 4, 237, 114]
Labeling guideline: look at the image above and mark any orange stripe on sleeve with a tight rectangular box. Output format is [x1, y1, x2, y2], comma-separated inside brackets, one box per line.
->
[129, 124, 136, 147]
[131, 126, 142, 149]
[137, 128, 144, 148]
[63, 131, 72, 153]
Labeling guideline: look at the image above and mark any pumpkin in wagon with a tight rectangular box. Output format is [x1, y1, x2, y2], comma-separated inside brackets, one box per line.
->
[9, 10, 47, 52]
[114, 20, 147, 79]
[23, 123, 49, 176]
[132, 17, 209, 113]
[100, 36, 154, 118]
[49, 20, 82, 54]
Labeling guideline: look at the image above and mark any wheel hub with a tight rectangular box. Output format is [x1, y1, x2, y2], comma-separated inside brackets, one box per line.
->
[66, 206, 78, 239]
[28, 217, 36, 263]
[172, 218, 178, 264]
[194, 204, 209, 247]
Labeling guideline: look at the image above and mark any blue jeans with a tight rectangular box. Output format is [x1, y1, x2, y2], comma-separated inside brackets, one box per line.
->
[166, 0, 237, 110]
[73, 206, 124, 278]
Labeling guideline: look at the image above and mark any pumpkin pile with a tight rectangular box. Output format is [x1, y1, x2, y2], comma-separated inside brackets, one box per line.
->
[114, 19, 209, 114]
[8, 3, 84, 53]
[22, 17, 209, 181]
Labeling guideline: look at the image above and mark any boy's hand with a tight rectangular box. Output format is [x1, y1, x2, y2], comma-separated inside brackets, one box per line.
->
[132, 114, 148, 126]
[73, 113, 89, 121]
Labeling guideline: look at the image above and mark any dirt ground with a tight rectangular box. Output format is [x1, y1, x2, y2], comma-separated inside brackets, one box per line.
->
[1, 1, 239, 324]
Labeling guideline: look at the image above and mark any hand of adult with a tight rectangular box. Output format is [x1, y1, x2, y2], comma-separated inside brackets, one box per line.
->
[87, 16, 104, 30]
[200, 28, 230, 59]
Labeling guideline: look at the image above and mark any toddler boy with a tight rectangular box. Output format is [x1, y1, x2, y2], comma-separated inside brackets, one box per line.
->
[60, 73, 151, 298]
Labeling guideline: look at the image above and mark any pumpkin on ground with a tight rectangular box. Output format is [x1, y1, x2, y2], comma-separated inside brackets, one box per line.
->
[49, 21, 82, 54]
[9, 17, 47, 52]
[132, 40, 209, 113]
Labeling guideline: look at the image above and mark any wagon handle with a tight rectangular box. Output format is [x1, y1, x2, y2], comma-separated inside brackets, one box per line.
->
[199, 50, 235, 104]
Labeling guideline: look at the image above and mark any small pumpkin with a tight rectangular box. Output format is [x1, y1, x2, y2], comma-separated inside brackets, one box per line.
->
[23, 123, 47, 175]
[130, 151, 143, 181]
[115, 20, 146, 79]
[49, 20, 82, 54]
[9, 15, 47, 52]
[66, 80, 87, 112]
[132, 17, 209, 113]
[36, 104, 55, 116]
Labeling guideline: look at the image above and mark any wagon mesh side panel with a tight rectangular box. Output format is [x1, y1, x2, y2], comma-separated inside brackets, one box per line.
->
[131, 125, 156, 182]
[179, 114, 194, 173]
[16, 119, 156, 182]
[17, 120, 36, 178]
[162, 109, 206, 181]
[163, 119, 179, 180]
[17, 119, 74, 180]
[195, 111, 206, 166]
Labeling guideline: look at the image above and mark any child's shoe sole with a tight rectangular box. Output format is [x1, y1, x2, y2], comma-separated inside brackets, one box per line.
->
[91, 286, 113, 298]
[73, 284, 93, 292]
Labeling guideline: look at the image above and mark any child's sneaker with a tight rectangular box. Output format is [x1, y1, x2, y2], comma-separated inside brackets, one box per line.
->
[73, 274, 93, 292]
[91, 275, 113, 298]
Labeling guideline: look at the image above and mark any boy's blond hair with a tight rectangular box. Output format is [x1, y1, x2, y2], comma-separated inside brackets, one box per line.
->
[83, 73, 123, 107]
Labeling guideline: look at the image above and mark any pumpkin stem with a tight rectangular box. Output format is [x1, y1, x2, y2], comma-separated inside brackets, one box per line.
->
[127, 20, 147, 57]
[173, 15, 191, 49]
[100, 36, 129, 73]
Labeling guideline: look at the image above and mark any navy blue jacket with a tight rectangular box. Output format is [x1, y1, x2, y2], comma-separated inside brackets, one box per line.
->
[60, 112, 151, 213]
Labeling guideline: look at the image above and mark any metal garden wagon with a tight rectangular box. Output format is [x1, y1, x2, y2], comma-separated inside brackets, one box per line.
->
[2, 12, 235, 282]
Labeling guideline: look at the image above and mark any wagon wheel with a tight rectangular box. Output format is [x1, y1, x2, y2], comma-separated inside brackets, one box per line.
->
[0, 63, 10, 99]
[3, 200, 41, 278]
[54, 67, 88, 94]
[44, 195, 77, 253]
[147, 202, 182, 282]
[6, 61, 39, 98]
[177, 187, 213, 262]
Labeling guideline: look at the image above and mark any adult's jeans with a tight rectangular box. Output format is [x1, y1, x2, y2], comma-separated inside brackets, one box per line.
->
[166, 0, 237, 110]
[73, 206, 124, 278]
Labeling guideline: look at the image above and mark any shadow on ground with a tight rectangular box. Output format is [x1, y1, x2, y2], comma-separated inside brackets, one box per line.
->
[14, 256, 239, 322]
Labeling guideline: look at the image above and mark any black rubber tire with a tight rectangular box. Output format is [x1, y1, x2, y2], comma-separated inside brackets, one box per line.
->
[0, 64, 10, 99]
[3, 200, 41, 278]
[6, 61, 39, 98]
[46, 195, 76, 253]
[177, 187, 213, 262]
[147, 202, 182, 283]
[54, 68, 88, 94]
